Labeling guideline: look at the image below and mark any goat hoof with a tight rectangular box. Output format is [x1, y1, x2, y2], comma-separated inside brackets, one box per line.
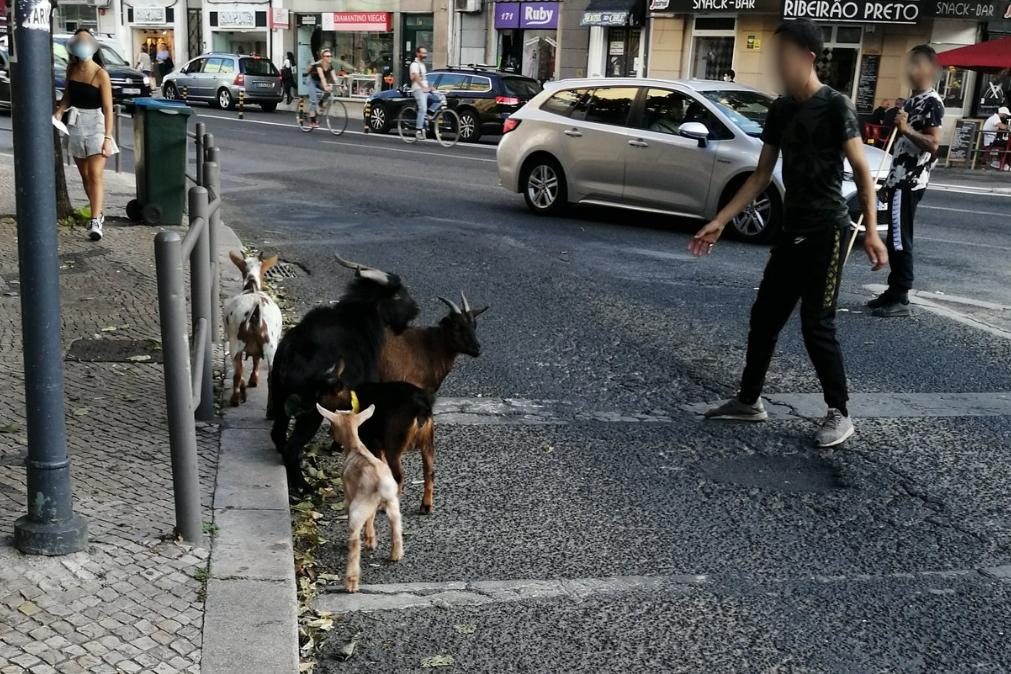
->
[419, 502, 433, 515]
[344, 576, 360, 593]
[389, 551, 403, 562]
[364, 538, 377, 551]
[229, 395, 240, 407]
[248, 377, 258, 388]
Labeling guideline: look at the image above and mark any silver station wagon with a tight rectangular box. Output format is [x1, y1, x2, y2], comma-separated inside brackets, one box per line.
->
[497, 78, 889, 242]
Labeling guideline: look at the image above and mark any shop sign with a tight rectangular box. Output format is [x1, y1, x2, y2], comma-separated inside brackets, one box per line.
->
[217, 10, 255, 28]
[133, 5, 167, 25]
[581, 10, 632, 24]
[323, 11, 392, 32]
[495, 2, 520, 28]
[783, 0, 925, 24]
[661, 0, 780, 10]
[520, 2, 559, 27]
[270, 8, 290, 29]
[930, 0, 1010, 18]
[300, 14, 318, 25]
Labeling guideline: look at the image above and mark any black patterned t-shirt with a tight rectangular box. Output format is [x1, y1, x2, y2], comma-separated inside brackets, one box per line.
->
[884, 89, 944, 192]
[761, 86, 861, 234]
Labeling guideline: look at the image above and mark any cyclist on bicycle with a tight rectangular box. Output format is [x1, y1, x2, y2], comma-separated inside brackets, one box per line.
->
[306, 49, 339, 128]
[409, 46, 443, 140]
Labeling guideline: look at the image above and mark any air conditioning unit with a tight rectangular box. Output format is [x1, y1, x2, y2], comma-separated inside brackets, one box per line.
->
[455, 0, 482, 13]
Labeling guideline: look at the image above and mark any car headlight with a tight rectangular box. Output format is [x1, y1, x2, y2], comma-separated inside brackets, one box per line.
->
[143, 76, 151, 87]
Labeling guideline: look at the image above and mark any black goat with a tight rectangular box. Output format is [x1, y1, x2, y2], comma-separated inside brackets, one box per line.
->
[269, 254, 419, 493]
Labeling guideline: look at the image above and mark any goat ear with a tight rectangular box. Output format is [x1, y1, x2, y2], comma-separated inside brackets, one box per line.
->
[316, 403, 338, 423]
[470, 305, 489, 318]
[261, 255, 279, 273]
[356, 404, 376, 424]
[228, 251, 247, 272]
[336, 358, 345, 378]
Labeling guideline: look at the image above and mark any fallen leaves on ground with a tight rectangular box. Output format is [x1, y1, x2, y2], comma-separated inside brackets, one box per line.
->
[453, 623, 477, 635]
[421, 654, 455, 668]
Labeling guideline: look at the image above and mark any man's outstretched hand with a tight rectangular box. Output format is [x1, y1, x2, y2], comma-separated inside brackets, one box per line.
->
[864, 234, 888, 271]
[689, 220, 725, 257]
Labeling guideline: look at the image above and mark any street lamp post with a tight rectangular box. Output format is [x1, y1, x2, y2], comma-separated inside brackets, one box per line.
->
[10, 0, 88, 555]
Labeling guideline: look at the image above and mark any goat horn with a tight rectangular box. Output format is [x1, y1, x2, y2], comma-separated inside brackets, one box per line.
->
[460, 291, 471, 314]
[437, 296, 462, 314]
[334, 252, 391, 285]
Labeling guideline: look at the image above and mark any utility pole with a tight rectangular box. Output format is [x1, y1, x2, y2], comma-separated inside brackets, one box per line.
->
[10, 0, 88, 555]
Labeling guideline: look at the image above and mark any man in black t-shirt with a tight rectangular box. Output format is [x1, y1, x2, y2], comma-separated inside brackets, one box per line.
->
[689, 20, 888, 448]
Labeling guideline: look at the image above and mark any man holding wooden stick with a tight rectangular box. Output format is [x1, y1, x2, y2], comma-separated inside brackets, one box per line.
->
[689, 19, 887, 448]
[869, 45, 944, 317]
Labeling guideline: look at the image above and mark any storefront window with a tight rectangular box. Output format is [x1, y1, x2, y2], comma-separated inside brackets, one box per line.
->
[937, 67, 969, 108]
[54, 3, 97, 33]
[606, 28, 640, 77]
[690, 17, 734, 81]
[976, 71, 1010, 117]
[331, 32, 393, 77]
[818, 25, 861, 98]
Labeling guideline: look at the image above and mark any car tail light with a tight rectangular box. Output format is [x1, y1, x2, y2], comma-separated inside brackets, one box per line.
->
[233, 74, 245, 86]
[496, 96, 520, 106]
[502, 118, 521, 134]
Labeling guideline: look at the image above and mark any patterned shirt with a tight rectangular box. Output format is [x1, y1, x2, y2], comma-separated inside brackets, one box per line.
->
[884, 89, 944, 191]
[761, 86, 861, 234]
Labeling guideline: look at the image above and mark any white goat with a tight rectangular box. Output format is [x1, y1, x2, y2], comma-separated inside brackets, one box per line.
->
[224, 251, 283, 407]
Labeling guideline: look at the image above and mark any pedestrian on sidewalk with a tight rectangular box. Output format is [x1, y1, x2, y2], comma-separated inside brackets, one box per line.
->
[135, 44, 152, 79]
[282, 51, 297, 104]
[689, 19, 887, 448]
[53, 28, 118, 241]
[870, 46, 944, 317]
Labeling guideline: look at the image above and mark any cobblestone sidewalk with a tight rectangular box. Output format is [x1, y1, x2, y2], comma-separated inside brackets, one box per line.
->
[0, 164, 218, 673]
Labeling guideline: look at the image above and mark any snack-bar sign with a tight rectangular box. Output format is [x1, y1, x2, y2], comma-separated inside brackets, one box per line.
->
[783, 0, 925, 23]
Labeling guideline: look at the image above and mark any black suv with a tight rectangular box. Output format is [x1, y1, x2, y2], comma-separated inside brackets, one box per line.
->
[364, 67, 541, 142]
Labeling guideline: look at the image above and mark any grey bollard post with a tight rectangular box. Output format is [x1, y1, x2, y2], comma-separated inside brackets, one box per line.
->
[154, 232, 204, 544]
[204, 158, 222, 339]
[188, 187, 214, 422]
[194, 122, 205, 186]
[113, 105, 122, 173]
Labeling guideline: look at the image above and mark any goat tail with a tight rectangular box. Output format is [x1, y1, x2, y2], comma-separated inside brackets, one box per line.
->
[245, 303, 263, 334]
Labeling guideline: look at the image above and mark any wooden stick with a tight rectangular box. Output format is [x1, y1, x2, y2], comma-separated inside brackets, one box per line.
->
[844, 128, 898, 265]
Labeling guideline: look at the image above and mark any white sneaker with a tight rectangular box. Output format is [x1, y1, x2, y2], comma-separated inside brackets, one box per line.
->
[87, 215, 104, 241]
[415, 130, 425, 140]
[703, 398, 768, 421]
[816, 408, 854, 447]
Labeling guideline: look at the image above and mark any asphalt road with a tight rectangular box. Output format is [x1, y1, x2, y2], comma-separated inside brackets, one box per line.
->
[10, 106, 1011, 671]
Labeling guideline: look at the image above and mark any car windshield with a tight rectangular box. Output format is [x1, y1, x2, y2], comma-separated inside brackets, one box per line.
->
[53, 41, 69, 65]
[701, 90, 772, 138]
[52, 40, 128, 68]
[502, 77, 541, 100]
[99, 44, 127, 66]
[241, 57, 278, 76]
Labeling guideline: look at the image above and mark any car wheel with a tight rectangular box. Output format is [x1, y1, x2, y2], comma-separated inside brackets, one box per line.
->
[217, 88, 234, 110]
[260, 102, 278, 112]
[522, 157, 567, 215]
[458, 110, 480, 142]
[369, 102, 390, 133]
[163, 83, 178, 100]
[727, 185, 781, 243]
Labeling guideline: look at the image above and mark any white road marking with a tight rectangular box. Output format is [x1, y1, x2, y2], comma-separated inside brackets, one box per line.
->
[319, 139, 496, 163]
[920, 204, 1010, 217]
[930, 183, 1011, 198]
[863, 283, 1011, 340]
[918, 236, 1011, 252]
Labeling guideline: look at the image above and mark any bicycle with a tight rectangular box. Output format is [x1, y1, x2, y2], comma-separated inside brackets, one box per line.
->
[297, 90, 348, 135]
[396, 94, 461, 148]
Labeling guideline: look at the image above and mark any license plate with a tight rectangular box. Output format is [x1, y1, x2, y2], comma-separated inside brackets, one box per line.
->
[254, 82, 272, 89]
[123, 88, 141, 95]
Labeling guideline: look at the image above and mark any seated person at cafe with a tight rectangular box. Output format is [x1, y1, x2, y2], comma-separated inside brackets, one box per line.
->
[982, 106, 1010, 147]
[882, 98, 905, 136]
[871, 99, 892, 125]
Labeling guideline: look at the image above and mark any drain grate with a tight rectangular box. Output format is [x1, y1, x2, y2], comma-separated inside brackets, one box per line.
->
[702, 454, 845, 493]
[66, 338, 163, 363]
[266, 260, 308, 280]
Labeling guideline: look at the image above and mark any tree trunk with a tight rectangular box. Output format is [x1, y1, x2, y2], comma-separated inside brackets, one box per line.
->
[51, 4, 73, 221]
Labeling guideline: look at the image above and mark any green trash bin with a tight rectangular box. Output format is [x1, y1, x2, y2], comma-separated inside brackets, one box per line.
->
[127, 98, 194, 226]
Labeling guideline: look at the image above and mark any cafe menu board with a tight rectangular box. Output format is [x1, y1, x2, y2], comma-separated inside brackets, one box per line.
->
[855, 54, 880, 115]
[946, 118, 981, 166]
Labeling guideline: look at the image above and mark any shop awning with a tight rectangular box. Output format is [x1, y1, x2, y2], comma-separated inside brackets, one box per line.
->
[937, 37, 1011, 73]
[581, 0, 644, 26]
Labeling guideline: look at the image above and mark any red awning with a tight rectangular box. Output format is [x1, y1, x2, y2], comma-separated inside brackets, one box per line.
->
[937, 37, 1011, 73]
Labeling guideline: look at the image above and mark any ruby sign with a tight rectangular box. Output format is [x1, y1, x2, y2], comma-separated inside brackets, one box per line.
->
[327, 12, 392, 32]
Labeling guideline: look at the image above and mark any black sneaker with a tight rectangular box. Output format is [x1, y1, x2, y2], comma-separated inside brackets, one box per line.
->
[866, 292, 899, 309]
[872, 300, 912, 317]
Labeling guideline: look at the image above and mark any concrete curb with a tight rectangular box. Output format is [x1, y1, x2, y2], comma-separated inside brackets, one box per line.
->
[201, 223, 299, 673]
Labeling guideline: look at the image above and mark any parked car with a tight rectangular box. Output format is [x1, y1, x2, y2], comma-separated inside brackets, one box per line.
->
[497, 78, 890, 243]
[365, 67, 541, 142]
[163, 53, 283, 111]
[0, 36, 149, 110]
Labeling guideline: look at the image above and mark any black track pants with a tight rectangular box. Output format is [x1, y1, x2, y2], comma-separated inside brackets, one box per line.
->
[885, 185, 923, 300]
[737, 227, 849, 415]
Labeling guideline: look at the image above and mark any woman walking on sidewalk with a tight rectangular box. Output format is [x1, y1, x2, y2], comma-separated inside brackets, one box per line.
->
[282, 51, 297, 105]
[53, 28, 118, 241]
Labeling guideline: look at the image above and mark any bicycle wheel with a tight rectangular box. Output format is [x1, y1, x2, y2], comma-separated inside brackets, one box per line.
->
[433, 108, 460, 148]
[324, 98, 348, 136]
[296, 99, 313, 133]
[397, 106, 420, 144]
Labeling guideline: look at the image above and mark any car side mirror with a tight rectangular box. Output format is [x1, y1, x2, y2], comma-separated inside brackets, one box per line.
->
[679, 122, 710, 147]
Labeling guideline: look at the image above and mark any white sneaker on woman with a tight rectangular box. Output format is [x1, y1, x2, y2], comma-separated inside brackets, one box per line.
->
[87, 215, 104, 241]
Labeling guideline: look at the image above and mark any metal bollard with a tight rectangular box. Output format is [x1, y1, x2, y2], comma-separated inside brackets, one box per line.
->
[188, 187, 214, 422]
[238, 90, 244, 120]
[363, 101, 371, 133]
[194, 122, 206, 187]
[298, 96, 305, 123]
[204, 157, 222, 338]
[154, 231, 204, 544]
[113, 104, 122, 173]
[181, 85, 188, 102]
